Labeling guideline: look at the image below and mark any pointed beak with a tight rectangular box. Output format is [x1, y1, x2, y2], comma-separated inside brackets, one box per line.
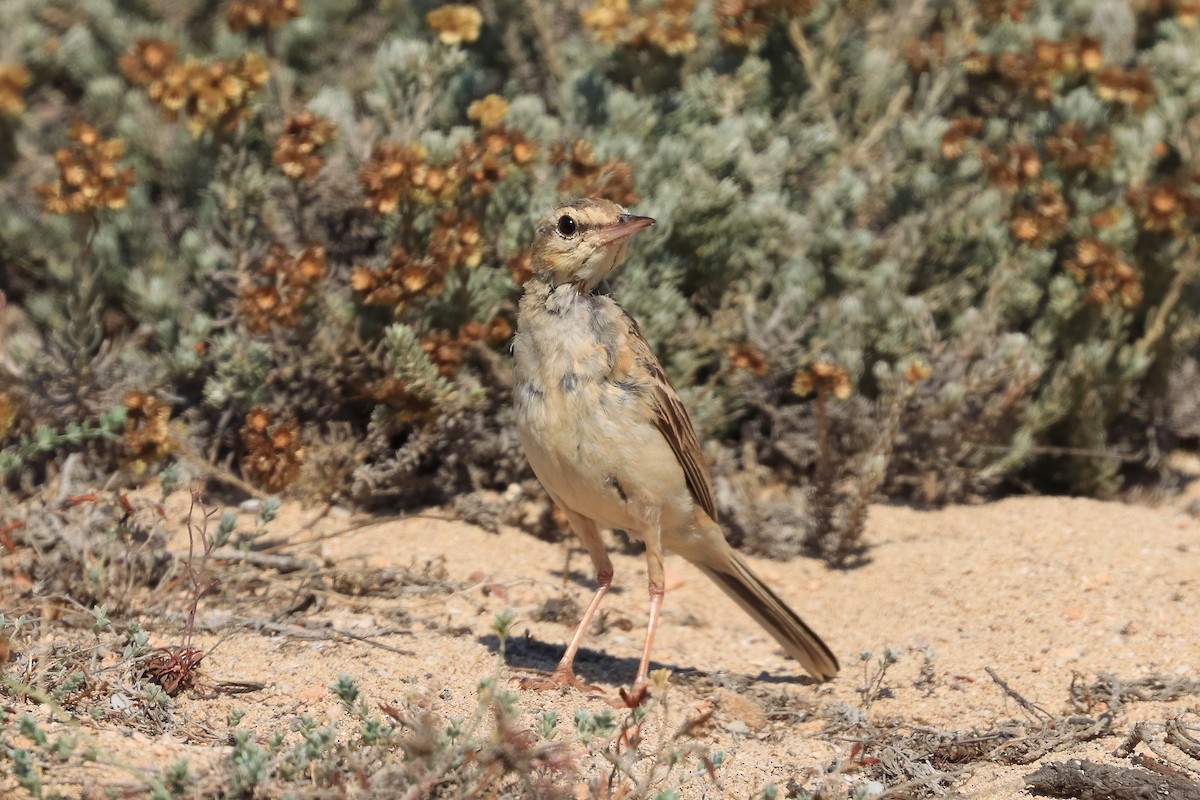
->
[596, 214, 655, 246]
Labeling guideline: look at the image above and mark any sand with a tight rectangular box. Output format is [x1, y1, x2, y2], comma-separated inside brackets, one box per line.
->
[4, 464, 1199, 798]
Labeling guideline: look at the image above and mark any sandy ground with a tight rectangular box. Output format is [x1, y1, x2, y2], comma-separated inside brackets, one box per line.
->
[5, 464, 1200, 798]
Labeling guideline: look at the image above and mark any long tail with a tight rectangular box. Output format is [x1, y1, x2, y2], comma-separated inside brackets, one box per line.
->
[696, 553, 839, 680]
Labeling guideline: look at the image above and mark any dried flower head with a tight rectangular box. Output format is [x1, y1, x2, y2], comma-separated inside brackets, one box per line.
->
[582, 0, 632, 45]
[1010, 181, 1068, 245]
[34, 122, 135, 215]
[486, 315, 513, 346]
[904, 359, 933, 385]
[238, 243, 327, 332]
[0, 63, 30, 116]
[583, 0, 698, 54]
[426, 4, 483, 45]
[646, 0, 698, 55]
[981, 142, 1041, 192]
[904, 32, 945, 75]
[122, 391, 173, 474]
[792, 361, 852, 400]
[1064, 239, 1142, 309]
[979, 36, 1102, 103]
[714, 0, 815, 47]
[240, 407, 303, 493]
[1176, 0, 1200, 25]
[144, 53, 267, 137]
[118, 38, 177, 87]
[1045, 122, 1113, 172]
[979, 0, 1031, 22]
[422, 329, 465, 379]
[467, 94, 509, 128]
[228, 0, 302, 32]
[507, 249, 533, 286]
[429, 208, 484, 270]
[726, 342, 768, 376]
[1095, 66, 1156, 111]
[552, 139, 639, 207]
[352, 246, 447, 308]
[1126, 182, 1199, 235]
[273, 112, 338, 180]
[939, 117, 983, 160]
[358, 142, 460, 211]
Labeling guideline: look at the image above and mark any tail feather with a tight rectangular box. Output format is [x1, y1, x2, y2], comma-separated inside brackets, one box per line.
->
[697, 554, 839, 680]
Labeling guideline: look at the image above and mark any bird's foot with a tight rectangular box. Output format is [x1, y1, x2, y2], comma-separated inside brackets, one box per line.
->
[514, 666, 602, 695]
[618, 680, 650, 708]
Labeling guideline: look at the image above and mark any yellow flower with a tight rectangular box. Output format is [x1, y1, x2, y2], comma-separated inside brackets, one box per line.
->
[0, 63, 31, 116]
[426, 4, 483, 46]
[467, 94, 509, 128]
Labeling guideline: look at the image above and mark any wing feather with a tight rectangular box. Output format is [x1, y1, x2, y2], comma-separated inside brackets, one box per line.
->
[613, 306, 718, 521]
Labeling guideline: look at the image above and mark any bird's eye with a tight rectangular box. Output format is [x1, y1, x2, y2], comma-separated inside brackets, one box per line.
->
[557, 215, 577, 237]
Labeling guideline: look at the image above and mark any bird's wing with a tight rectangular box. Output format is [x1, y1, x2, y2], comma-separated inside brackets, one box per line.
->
[613, 305, 718, 522]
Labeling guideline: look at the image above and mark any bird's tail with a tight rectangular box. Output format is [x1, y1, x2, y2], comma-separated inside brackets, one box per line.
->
[696, 553, 839, 680]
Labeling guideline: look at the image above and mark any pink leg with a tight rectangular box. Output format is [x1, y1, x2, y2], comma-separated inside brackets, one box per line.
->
[547, 566, 612, 687]
[519, 508, 613, 693]
[622, 525, 665, 707]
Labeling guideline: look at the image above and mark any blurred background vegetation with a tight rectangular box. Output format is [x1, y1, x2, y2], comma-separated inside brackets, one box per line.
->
[1, 0, 1198, 561]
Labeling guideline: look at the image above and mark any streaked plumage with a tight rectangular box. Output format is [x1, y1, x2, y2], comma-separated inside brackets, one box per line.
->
[513, 198, 839, 703]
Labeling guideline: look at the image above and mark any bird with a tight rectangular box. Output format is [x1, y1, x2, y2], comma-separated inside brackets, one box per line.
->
[511, 197, 839, 704]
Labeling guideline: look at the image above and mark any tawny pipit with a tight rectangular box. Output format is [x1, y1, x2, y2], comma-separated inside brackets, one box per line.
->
[513, 198, 839, 704]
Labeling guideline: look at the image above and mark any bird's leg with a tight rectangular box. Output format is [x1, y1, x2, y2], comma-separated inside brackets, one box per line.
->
[519, 510, 611, 693]
[622, 524, 665, 707]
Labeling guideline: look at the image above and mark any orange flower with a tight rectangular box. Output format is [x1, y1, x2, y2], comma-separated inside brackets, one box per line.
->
[552, 139, 638, 207]
[507, 249, 533, 286]
[122, 391, 173, 474]
[428, 209, 484, 270]
[726, 343, 768, 376]
[1063, 240, 1142, 309]
[358, 143, 428, 214]
[904, 360, 932, 385]
[34, 122, 135, 215]
[238, 243, 327, 332]
[467, 94, 509, 128]
[1126, 182, 1198, 235]
[1096, 66, 1156, 111]
[272, 112, 338, 180]
[352, 246, 448, 309]
[981, 142, 1040, 193]
[426, 4, 483, 45]
[793, 361, 852, 400]
[1176, 0, 1200, 25]
[486, 316, 513, 346]
[979, 0, 1031, 22]
[240, 408, 303, 493]
[118, 39, 176, 87]
[142, 53, 267, 137]
[582, 0, 632, 45]
[0, 63, 30, 116]
[228, 0, 302, 32]
[939, 117, 983, 160]
[713, 0, 814, 46]
[1045, 122, 1113, 172]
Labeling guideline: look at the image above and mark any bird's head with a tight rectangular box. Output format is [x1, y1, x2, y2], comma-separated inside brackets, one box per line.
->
[530, 198, 655, 292]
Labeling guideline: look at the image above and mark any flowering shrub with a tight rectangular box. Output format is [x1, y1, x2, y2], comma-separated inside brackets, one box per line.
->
[1, 0, 1198, 529]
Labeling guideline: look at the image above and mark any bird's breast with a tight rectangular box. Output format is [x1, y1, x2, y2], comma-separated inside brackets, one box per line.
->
[513, 298, 689, 532]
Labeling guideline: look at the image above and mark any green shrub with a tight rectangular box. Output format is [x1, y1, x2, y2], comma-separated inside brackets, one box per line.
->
[1, 0, 1197, 523]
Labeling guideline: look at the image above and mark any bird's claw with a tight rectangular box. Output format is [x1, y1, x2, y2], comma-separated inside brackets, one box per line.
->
[618, 681, 650, 708]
